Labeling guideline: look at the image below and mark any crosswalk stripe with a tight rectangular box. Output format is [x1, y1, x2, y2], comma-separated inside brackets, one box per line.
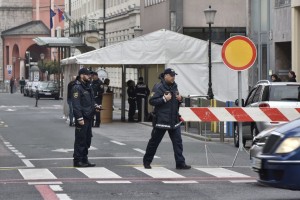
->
[19, 168, 59, 180]
[18, 168, 62, 184]
[194, 168, 250, 178]
[135, 167, 185, 178]
[13, 166, 255, 184]
[77, 167, 122, 179]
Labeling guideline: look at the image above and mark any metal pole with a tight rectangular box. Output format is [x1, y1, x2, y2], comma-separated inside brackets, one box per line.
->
[141, 98, 145, 122]
[238, 71, 243, 151]
[207, 22, 214, 100]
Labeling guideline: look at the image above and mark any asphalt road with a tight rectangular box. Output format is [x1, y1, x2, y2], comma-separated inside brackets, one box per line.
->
[0, 92, 300, 200]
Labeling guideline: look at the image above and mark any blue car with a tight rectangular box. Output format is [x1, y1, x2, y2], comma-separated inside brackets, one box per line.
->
[252, 118, 300, 190]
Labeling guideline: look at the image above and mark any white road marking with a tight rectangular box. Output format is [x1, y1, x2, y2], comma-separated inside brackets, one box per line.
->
[96, 181, 131, 184]
[56, 194, 73, 200]
[133, 148, 160, 158]
[135, 167, 185, 178]
[19, 168, 62, 184]
[110, 140, 126, 146]
[163, 181, 198, 184]
[194, 168, 250, 178]
[28, 181, 62, 185]
[230, 180, 257, 183]
[77, 167, 122, 179]
[21, 159, 34, 167]
[50, 185, 63, 192]
[19, 168, 58, 180]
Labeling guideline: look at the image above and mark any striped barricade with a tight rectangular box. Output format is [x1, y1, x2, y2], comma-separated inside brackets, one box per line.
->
[179, 107, 300, 122]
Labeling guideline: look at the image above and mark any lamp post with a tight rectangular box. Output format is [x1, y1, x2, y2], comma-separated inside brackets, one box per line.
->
[25, 51, 31, 80]
[204, 5, 217, 100]
[40, 53, 45, 81]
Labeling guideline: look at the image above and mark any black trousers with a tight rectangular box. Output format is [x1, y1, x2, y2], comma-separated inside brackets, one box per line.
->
[73, 119, 92, 162]
[137, 96, 148, 121]
[143, 127, 185, 166]
[20, 86, 24, 94]
[128, 99, 136, 120]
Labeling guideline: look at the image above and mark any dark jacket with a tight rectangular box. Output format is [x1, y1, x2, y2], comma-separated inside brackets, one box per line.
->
[91, 79, 104, 104]
[288, 78, 297, 82]
[127, 86, 136, 101]
[135, 81, 150, 98]
[149, 75, 182, 129]
[72, 79, 96, 121]
[67, 80, 76, 100]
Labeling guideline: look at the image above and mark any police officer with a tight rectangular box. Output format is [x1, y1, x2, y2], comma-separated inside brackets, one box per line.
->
[135, 77, 150, 121]
[127, 80, 136, 122]
[67, 76, 76, 126]
[143, 68, 191, 170]
[72, 68, 101, 167]
[91, 72, 104, 127]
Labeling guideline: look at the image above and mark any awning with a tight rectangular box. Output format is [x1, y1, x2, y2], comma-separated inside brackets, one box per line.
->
[33, 37, 85, 47]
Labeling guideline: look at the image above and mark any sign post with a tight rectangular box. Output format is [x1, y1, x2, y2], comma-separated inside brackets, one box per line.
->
[221, 35, 257, 166]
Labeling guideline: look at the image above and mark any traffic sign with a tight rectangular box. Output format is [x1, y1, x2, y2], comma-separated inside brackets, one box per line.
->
[221, 35, 257, 71]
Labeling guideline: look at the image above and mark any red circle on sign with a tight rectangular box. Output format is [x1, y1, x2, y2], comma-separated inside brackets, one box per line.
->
[221, 35, 257, 71]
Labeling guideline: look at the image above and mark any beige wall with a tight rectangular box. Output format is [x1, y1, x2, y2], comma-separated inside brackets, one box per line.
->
[292, 0, 300, 7]
[140, 1, 169, 34]
[141, 0, 246, 35]
[183, 0, 246, 27]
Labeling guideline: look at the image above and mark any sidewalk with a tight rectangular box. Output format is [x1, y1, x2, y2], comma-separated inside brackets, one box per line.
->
[113, 97, 234, 144]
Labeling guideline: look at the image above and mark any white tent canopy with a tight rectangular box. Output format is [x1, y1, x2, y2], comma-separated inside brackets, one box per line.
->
[61, 29, 248, 102]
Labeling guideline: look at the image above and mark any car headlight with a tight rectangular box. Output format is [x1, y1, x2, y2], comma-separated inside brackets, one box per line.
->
[275, 137, 300, 154]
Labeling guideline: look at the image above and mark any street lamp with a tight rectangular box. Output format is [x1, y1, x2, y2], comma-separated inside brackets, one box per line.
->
[204, 5, 217, 100]
[40, 53, 45, 81]
[25, 51, 31, 80]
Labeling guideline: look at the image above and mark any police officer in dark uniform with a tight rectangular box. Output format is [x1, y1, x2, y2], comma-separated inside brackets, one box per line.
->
[143, 68, 191, 170]
[127, 80, 136, 122]
[72, 68, 101, 167]
[135, 77, 150, 121]
[91, 72, 104, 127]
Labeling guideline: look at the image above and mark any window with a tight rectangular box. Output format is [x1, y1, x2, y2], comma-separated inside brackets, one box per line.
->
[183, 27, 246, 44]
[275, 0, 291, 8]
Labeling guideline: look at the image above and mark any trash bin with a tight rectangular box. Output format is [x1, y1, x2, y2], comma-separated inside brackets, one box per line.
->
[101, 93, 113, 123]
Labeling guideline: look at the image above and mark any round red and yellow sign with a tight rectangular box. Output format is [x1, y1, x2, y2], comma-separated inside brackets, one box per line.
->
[221, 35, 257, 71]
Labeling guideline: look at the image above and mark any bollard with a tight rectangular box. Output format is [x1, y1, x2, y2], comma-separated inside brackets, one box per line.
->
[141, 98, 145, 122]
[184, 97, 191, 132]
[35, 90, 39, 107]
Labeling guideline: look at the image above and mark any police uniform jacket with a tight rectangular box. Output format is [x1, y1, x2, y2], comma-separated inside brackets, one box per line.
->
[149, 76, 182, 130]
[72, 79, 96, 121]
[92, 79, 104, 104]
[135, 82, 150, 98]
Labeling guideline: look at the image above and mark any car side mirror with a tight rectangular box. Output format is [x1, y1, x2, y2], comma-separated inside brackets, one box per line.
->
[235, 99, 245, 107]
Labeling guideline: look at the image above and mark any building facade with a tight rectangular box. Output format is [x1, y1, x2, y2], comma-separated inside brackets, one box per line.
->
[0, 0, 64, 83]
[248, 0, 293, 86]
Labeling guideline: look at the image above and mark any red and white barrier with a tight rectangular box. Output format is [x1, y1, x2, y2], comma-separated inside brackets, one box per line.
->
[179, 107, 300, 122]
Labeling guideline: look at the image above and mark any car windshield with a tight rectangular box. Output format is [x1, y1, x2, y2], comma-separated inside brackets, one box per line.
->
[269, 85, 300, 101]
[38, 82, 58, 89]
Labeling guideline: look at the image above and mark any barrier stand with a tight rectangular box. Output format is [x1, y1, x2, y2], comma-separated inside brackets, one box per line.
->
[232, 71, 249, 167]
[203, 123, 218, 166]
